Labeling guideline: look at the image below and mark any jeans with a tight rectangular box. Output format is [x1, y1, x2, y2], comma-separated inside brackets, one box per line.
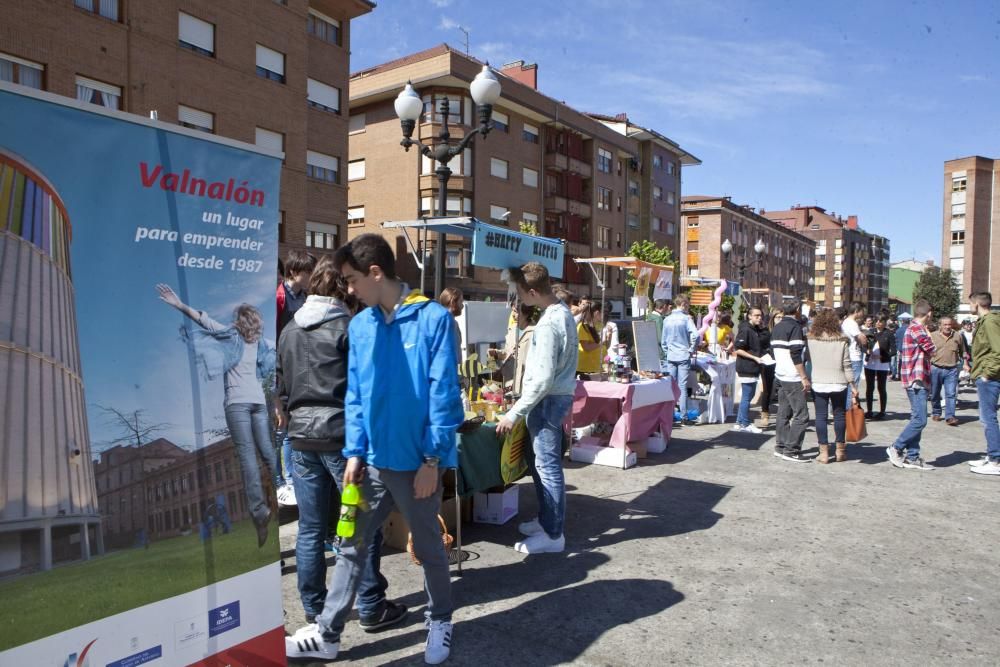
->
[527, 394, 573, 538]
[224, 403, 280, 524]
[976, 378, 1000, 461]
[666, 358, 691, 417]
[846, 360, 864, 407]
[317, 466, 451, 642]
[893, 385, 928, 460]
[930, 365, 960, 419]
[813, 389, 847, 444]
[737, 380, 757, 427]
[890, 355, 900, 380]
[275, 431, 293, 486]
[865, 369, 889, 414]
[291, 449, 387, 620]
[776, 381, 810, 454]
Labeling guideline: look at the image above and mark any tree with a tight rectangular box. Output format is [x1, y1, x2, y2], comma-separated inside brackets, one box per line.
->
[519, 220, 539, 236]
[913, 268, 960, 317]
[624, 240, 675, 298]
[97, 406, 169, 450]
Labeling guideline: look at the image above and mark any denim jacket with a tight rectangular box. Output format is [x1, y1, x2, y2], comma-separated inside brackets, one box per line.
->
[181, 316, 275, 383]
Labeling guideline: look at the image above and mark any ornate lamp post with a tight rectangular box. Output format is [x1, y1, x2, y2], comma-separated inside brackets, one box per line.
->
[394, 65, 502, 296]
[721, 237, 766, 284]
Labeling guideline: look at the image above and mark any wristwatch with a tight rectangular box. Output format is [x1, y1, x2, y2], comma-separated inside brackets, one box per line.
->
[422, 455, 440, 468]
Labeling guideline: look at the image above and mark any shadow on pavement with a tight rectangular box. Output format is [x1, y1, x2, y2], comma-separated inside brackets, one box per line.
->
[927, 450, 986, 468]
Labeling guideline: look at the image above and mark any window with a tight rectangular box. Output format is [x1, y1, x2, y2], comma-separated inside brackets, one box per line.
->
[306, 221, 338, 249]
[522, 212, 539, 230]
[628, 214, 639, 228]
[653, 185, 663, 201]
[687, 216, 700, 227]
[348, 159, 366, 181]
[951, 231, 966, 245]
[307, 78, 340, 113]
[256, 44, 285, 83]
[349, 113, 366, 134]
[307, 8, 341, 45]
[952, 177, 967, 192]
[75, 0, 119, 21]
[446, 248, 465, 276]
[178, 12, 214, 56]
[76, 76, 121, 109]
[597, 148, 613, 173]
[178, 105, 213, 133]
[628, 179, 639, 196]
[522, 123, 539, 143]
[597, 226, 611, 249]
[420, 196, 471, 216]
[306, 150, 339, 183]
[348, 206, 365, 227]
[490, 157, 508, 179]
[652, 216, 662, 232]
[666, 191, 676, 205]
[255, 127, 284, 154]
[522, 167, 538, 188]
[666, 220, 676, 235]
[422, 94, 462, 124]
[666, 161, 675, 175]
[0, 52, 43, 89]
[653, 154, 662, 169]
[492, 110, 509, 133]
[597, 186, 612, 211]
[490, 204, 510, 225]
[951, 202, 966, 217]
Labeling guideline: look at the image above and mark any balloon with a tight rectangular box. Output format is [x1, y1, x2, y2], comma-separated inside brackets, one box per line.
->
[696, 279, 728, 340]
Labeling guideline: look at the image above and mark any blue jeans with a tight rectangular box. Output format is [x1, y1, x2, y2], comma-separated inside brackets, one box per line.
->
[666, 358, 691, 417]
[976, 378, 1000, 461]
[527, 394, 574, 539]
[291, 449, 387, 620]
[892, 385, 928, 460]
[930, 365, 960, 419]
[737, 380, 756, 427]
[274, 431, 294, 486]
[847, 360, 864, 407]
[224, 403, 280, 524]
[813, 389, 847, 444]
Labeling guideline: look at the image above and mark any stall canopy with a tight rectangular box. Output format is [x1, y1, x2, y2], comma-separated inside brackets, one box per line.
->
[573, 256, 675, 313]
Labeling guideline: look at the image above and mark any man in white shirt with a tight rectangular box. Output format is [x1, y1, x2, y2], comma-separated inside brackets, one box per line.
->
[841, 302, 868, 407]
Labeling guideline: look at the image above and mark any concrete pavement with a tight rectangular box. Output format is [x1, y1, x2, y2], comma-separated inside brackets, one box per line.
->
[280, 378, 1000, 665]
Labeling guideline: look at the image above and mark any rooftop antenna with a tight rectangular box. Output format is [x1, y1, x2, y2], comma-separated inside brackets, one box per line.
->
[458, 26, 470, 55]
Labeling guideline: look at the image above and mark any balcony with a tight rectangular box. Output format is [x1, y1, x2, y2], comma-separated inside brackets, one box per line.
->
[545, 193, 591, 219]
[544, 151, 593, 178]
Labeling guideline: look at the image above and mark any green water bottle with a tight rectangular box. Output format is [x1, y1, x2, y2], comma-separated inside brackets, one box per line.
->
[336, 483, 361, 538]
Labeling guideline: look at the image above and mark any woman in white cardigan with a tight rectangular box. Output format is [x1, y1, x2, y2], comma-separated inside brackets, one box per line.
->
[807, 309, 859, 463]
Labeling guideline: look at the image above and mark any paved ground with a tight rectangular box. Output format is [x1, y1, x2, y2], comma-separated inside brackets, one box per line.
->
[279, 379, 1000, 666]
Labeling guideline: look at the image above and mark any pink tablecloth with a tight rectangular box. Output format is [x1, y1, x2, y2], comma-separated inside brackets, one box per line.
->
[572, 378, 677, 449]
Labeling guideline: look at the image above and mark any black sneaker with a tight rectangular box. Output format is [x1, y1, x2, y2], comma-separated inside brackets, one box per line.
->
[779, 451, 811, 463]
[359, 600, 408, 633]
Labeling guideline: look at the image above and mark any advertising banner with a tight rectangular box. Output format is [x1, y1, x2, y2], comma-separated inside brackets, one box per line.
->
[0, 84, 283, 665]
[471, 222, 564, 277]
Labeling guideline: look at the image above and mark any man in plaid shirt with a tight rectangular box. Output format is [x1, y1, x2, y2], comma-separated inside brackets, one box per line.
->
[887, 299, 936, 470]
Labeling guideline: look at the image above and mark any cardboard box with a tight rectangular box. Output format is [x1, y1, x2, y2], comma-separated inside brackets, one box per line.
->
[569, 442, 637, 469]
[628, 439, 648, 459]
[472, 485, 518, 525]
[645, 431, 667, 454]
[380, 494, 469, 552]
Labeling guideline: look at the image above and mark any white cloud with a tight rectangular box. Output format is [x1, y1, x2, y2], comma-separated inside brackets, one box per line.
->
[439, 16, 460, 30]
[959, 74, 988, 83]
[431, 0, 454, 6]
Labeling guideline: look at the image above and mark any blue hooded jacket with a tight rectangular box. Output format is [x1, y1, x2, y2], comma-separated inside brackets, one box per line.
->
[344, 288, 463, 470]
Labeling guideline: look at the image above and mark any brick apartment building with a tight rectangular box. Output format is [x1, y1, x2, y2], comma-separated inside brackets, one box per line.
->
[679, 196, 815, 301]
[94, 437, 267, 548]
[346, 45, 698, 306]
[763, 205, 890, 313]
[943, 156, 999, 310]
[0, 0, 374, 257]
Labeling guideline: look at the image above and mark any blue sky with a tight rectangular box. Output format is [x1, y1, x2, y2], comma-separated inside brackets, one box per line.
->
[353, 0, 999, 265]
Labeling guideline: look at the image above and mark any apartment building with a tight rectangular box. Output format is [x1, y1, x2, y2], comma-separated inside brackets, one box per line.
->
[346, 45, 697, 305]
[679, 196, 815, 298]
[0, 0, 374, 256]
[889, 259, 937, 310]
[763, 206, 890, 312]
[943, 156, 999, 305]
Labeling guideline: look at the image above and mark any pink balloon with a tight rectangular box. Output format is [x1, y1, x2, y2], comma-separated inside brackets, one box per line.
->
[696, 280, 728, 339]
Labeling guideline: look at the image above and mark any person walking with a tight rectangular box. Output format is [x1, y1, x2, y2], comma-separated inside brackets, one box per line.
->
[841, 302, 868, 406]
[968, 292, 1000, 474]
[929, 316, 965, 426]
[864, 316, 895, 419]
[733, 308, 766, 434]
[886, 299, 936, 471]
[276, 256, 405, 635]
[807, 310, 858, 463]
[771, 301, 812, 462]
[661, 295, 699, 425]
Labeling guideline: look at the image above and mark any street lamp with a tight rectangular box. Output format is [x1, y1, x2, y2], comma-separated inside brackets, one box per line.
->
[721, 238, 767, 283]
[394, 65, 502, 296]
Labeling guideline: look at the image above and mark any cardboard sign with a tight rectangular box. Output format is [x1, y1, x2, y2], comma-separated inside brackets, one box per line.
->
[632, 320, 662, 372]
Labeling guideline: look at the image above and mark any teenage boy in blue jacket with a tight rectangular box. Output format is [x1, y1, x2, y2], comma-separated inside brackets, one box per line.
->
[285, 234, 463, 665]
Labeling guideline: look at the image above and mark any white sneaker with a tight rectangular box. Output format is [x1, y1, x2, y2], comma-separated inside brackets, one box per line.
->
[277, 484, 297, 507]
[285, 624, 338, 660]
[731, 424, 746, 432]
[968, 456, 990, 467]
[886, 446, 904, 468]
[424, 620, 453, 665]
[514, 532, 565, 554]
[742, 424, 763, 434]
[970, 460, 1000, 476]
[517, 518, 543, 537]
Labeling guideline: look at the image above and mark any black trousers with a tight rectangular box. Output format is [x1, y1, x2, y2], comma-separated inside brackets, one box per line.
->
[759, 364, 776, 412]
[865, 368, 888, 414]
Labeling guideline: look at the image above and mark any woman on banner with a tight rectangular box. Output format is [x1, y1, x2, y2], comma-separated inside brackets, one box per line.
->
[156, 284, 280, 548]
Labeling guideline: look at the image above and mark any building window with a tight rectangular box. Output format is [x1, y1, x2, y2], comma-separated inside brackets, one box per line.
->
[522, 211, 539, 230]
[653, 185, 663, 201]
[522, 167, 538, 188]
[628, 180, 639, 196]
[492, 110, 509, 133]
[305, 221, 338, 249]
[306, 150, 339, 183]
[348, 206, 365, 227]
[951, 231, 965, 245]
[422, 94, 462, 124]
[348, 159, 366, 181]
[255, 127, 284, 154]
[0, 52, 44, 89]
[522, 123, 539, 143]
[178, 105, 214, 133]
[255, 44, 285, 83]
[952, 177, 967, 192]
[653, 154, 663, 169]
[597, 226, 611, 249]
[75, 76, 121, 109]
[666, 220, 676, 235]
[178, 12, 214, 56]
[349, 113, 366, 134]
[666, 191, 676, 205]
[652, 216, 662, 232]
[687, 216, 699, 227]
[420, 195, 471, 216]
[490, 157, 508, 179]
[666, 161, 675, 175]
[307, 8, 341, 45]
[628, 214, 639, 228]
[951, 202, 966, 217]
[307, 78, 340, 113]
[597, 148, 613, 173]
[597, 186, 612, 211]
[490, 204, 510, 225]
[75, 0, 119, 21]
